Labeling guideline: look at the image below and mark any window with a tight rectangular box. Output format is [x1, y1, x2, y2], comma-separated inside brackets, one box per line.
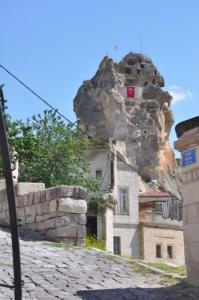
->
[119, 188, 128, 212]
[113, 236, 121, 255]
[167, 245, 173, 259]
[156, 244, 162, 258]
[154, 202, 163, 214]
[96, 169, 102, 180]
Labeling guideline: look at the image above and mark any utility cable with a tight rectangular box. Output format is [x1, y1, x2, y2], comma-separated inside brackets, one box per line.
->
[0, 64, 181, 201]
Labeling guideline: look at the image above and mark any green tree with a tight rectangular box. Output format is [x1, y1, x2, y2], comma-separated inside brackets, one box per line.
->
[4, 110, 98, 191]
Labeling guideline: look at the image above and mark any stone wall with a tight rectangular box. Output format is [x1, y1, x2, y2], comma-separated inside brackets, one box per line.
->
[0, 183, 87, 245]
[140, 225, 184, 266]
[175, 119, 199, 286]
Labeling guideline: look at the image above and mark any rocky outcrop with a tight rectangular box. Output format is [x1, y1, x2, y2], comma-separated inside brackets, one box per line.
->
[74, 53, 181, 197]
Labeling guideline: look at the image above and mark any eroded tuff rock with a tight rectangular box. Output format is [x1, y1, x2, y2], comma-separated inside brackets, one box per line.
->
[74, 53, 181, 197]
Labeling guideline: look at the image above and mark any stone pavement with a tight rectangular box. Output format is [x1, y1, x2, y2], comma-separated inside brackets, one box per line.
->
[0, 228, 199, 299]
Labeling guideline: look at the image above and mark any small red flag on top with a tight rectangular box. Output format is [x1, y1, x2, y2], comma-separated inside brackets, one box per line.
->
[127, 86, 135, 98]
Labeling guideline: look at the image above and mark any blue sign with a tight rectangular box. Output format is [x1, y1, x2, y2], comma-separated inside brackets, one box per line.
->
[182, 149, 197, 167]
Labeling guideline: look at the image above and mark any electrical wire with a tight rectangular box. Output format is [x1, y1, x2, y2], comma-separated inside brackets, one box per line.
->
[0, 64, 181, 201]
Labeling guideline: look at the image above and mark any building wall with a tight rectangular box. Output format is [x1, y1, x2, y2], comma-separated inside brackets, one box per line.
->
[175, 125, 199, 285]
[141, 225, 185, 265]
[181, 147, 199, 285]
[113, 162, 140, 258]
[113, 225, 140, 258]
[86, 148, 111, 192]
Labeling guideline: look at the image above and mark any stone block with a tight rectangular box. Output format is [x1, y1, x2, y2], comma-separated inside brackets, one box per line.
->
[55, 237, 75, 245]
[56, 226, 77, 238]
[28, 192, 34, 205]
[33, 192, 41, 204]
[36, 212, 59, 222]
[23, 194, 29, 206]
[26, 223, 37, 231]
[78, 187, 87, 199]
[26, 216, 35, 224]
[0, 179, 6, 190]
[37, 222, 45, 231]
[45, 186, 76, 199]
[40, 190, 47, 202]
[77, 226, 86, 238]
[78, 214, 86, 225]
[25, 206, 31, 216]
[44, 218, 55, 230]
[16, 182, 45, 195]
[46, 228, 56, 239]
[55, 216, 70, 227]
[45, 189, 51, 201]
[17, 196, 24, 208]
[41, 202, 49, 214]
[30, 205, 36, 217]
[73, 187, 79, 199]
[36, 203, 42, 216]
[2, 202, 8, 211]
[49, 199, 57, 213]
[17, 208, 25, 220]
[58, 198, 87, 214]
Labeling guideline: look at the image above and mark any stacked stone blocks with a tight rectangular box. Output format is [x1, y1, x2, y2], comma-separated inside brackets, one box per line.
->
[0, 183, 87, 245]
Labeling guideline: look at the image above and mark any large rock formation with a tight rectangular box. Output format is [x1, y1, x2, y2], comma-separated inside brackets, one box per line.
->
[74, 53, 181, 197]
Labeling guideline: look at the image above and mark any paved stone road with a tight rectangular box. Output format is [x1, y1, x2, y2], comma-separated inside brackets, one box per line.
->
[0, 228, 199, 300]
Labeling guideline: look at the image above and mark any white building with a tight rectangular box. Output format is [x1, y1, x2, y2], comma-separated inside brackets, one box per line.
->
[86, 142, 140, 258]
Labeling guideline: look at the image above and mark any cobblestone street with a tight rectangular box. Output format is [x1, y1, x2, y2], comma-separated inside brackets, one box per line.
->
[0, 228, 198, 300]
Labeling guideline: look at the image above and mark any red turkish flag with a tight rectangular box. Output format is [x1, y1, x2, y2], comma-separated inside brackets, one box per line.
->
[127, 86, 135, 98]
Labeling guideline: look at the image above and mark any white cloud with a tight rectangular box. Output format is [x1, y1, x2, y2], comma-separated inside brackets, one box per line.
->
[168, 85, 192, 104]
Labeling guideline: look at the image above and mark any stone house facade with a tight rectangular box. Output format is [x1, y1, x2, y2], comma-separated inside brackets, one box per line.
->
[86, 144, 140, 258]
[139, 191, 184, 265]
[86, 145, 184, 264]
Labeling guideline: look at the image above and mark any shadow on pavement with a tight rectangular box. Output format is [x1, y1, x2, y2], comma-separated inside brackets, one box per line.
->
[77, 282, 199, 300]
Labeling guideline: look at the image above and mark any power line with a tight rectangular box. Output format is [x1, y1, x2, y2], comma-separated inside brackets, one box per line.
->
[0, 64, 181, 201]
[0, 64, 75, 127]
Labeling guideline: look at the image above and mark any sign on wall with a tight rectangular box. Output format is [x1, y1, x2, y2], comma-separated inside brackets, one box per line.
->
[127, 86, 135, 98]
[181, 149, 197, 167]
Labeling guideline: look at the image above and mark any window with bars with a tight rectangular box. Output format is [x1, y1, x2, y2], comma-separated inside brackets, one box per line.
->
[154, 202, 163, 214]
[167, 245, 173, 259]
[156, 244, 162, 258]
[118, 188, 128, 213]
[95, 169, 102, 180]
[113, 236, 121, 255]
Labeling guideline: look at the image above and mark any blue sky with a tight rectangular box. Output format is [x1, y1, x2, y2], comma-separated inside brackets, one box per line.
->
[1, 1, 199, 154]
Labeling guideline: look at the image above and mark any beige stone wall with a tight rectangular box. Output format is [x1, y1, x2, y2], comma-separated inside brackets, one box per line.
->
[174, 124, 199, 285]
[141, 225, 185, 266]
[181, 154, 199, 285]
[0, 184, 87, 245]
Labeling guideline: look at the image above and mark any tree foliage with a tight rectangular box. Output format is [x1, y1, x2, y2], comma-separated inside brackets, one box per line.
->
[1, 110, 98, 191]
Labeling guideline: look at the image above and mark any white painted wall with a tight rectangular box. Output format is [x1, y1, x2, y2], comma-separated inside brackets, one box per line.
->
[86, 149, 111, 192]
[113, 162, 140, 258]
